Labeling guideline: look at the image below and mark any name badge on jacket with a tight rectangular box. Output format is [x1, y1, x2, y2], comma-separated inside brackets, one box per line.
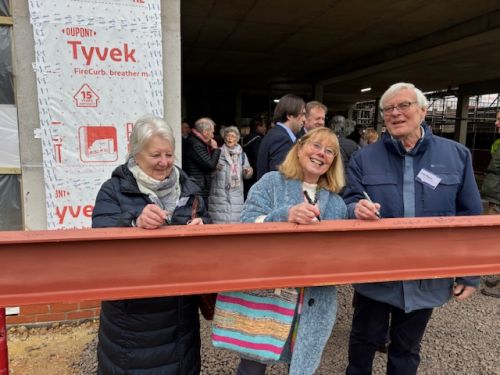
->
[416, 168, 441, 190]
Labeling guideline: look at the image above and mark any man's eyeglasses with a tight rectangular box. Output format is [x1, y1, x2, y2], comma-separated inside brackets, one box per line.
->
[382, 101, 417, 115]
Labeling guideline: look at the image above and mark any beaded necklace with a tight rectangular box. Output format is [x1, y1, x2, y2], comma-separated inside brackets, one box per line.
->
[303, 190, 321, 221]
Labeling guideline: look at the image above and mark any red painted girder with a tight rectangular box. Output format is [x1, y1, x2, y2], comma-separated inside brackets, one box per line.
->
[0, 215, 499, 307]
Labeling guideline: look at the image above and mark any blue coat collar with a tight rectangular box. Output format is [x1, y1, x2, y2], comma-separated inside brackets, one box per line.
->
[383, 122, 431, 157]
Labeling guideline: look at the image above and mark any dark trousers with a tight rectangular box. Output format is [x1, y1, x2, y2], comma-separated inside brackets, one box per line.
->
[236, 358, 267, 375]
[346, 292, 433, 375]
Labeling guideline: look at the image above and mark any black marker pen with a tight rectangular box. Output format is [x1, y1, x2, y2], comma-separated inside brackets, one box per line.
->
[303, 190, 321, 222]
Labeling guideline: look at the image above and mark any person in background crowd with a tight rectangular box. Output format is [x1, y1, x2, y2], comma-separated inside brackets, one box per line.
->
[239, 124, 251, 139]
[183, 117, 221, 208]
[92, 115, 210, 375]
[181, 121, 191, 167]
[208, 126, 253, 223]
[480, 110, 500, 298]
[343, 82, 482, 375]
[215, 124, 226, 147]
[330, 115, 360, 172]
[361, 128, 379, 145]
[242, 118, 267, 197]
[235, 127, 347, 375]
[346, 124, 365, 145]
[296, 101, 327, 138]
[256, 94, 305, 179]
[181, 121, 191, 139]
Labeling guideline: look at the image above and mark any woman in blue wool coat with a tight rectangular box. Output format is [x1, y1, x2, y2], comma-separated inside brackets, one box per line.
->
[237, 127, 347, 375]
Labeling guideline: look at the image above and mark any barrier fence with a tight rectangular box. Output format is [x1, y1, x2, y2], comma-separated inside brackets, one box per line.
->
[1, 215, 500, 374]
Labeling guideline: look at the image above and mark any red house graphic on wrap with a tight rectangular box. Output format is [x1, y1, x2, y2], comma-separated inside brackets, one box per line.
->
[78, 126, 118, 163]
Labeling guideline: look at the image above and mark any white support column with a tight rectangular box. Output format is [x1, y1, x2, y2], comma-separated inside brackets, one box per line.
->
[12, 0, 47, 230]
[454, 94, 469, 145]
[162, 0, 182, 162]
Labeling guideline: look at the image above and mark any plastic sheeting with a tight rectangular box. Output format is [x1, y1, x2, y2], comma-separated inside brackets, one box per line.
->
[29, 1, 164, 228]
[0, 1, 8, 17]
[0, 104, 20, 168]
[0, 26, 14, 104]
[0, 174, 22, 230]
[0, 0, 8, 17]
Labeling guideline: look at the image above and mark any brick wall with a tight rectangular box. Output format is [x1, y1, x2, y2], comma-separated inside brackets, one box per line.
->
[6, 301, 100, 325]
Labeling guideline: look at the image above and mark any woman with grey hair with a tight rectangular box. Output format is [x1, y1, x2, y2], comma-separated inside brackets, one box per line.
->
[208, 126, 253, 223]
[92, 115, 210, 375]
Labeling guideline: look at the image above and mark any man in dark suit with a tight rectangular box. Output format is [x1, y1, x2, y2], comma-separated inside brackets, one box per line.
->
[296, 101, 327, 138]
[242, 118, 267, 197]
[256, 94, 305, 179]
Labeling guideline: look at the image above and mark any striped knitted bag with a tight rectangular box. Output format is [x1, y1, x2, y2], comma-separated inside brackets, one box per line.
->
[211, 288, 298, 363]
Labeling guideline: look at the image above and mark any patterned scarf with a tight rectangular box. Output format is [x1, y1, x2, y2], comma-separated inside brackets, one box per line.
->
[222, 143, 243, 188]
[127, 158, 181, 219]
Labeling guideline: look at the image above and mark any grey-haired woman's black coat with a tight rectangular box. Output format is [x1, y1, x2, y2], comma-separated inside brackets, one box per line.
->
[92, 164, 210, 375]
[182, 134, 221, 198]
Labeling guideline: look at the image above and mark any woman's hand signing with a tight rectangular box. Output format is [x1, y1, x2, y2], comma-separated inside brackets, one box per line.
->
[136, 204, 168, 229]
[187, 218, 204, 225]
[288, 202, 320, 224]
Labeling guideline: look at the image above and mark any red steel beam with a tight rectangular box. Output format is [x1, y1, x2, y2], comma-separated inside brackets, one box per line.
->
[0, 215, 499, 307]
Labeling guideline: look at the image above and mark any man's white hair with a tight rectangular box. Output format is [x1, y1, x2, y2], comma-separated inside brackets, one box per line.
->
[379, 82, 428, 110]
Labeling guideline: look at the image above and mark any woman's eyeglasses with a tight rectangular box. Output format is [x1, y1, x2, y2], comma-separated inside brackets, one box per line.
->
[309, 141, 338, 158]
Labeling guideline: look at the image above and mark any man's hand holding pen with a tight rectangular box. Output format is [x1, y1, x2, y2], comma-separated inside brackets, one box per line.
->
[355, 191, 382, 220]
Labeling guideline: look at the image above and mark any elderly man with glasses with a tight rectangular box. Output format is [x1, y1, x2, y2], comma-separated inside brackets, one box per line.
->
[342, 82, 482, 375]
